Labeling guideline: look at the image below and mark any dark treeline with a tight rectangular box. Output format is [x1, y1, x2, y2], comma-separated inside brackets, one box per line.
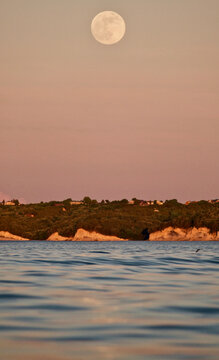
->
[0, 198, 218, 240]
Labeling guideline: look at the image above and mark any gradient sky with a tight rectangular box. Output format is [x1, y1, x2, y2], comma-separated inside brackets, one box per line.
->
[0, 0, 218, 203]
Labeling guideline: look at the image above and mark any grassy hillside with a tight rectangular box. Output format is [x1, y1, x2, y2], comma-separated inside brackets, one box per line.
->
[0, 200, 218, 240]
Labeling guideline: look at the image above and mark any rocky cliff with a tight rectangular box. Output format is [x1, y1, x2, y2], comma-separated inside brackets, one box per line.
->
[149, 227, 219, 241]
[0, 227, 218, 241]
[47, 228, 127, 241]
[47, 232, 70, 241]
[73, 228, 128, 241]
[48, 227, 219, 241]
[0, 231, 29, 241]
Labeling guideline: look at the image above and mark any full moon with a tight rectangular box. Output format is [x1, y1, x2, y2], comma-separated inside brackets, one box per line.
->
[91, 11, 126, 45]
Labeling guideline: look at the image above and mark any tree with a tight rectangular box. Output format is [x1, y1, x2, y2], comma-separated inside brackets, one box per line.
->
[132, 198, 141, 205]
[120, 199, 129, 204]
[63, 198, 72, 207]
[164, 199, 180, 207]
[83, 196, 92, 205]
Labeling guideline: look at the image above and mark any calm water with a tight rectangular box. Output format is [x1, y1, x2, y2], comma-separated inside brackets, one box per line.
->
[0, 241, 219, 360]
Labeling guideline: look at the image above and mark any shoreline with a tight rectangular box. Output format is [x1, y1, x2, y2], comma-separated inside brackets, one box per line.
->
[0, 227, 218, 242]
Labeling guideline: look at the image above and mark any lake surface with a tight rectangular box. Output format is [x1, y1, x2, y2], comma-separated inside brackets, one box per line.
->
[0, 241, 219, 360]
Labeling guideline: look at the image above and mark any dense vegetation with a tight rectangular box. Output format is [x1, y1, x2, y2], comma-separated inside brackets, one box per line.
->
[0, 199, 218, 240]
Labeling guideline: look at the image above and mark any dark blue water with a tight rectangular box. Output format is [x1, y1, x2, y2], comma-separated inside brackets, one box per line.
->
[0, 241, 219, 360]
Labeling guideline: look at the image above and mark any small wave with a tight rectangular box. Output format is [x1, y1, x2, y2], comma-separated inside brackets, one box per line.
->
[32, 259, 96, 266]
[141, 323, 219, 335]
[89, 251, 110, 254]
[167, 306, 219, 315]
[0, 280, 34, 285]
[0, 324, 54, 332]
[22, 335, 103, 342]
[16, 303, 89, 312]
[0, 293, 42, 301]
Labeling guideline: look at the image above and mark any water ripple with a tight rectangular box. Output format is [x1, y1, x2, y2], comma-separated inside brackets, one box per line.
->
[0, 241, 219, 360]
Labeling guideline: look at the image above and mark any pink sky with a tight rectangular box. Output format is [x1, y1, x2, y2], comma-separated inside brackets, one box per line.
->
[0, 0, 218, 203]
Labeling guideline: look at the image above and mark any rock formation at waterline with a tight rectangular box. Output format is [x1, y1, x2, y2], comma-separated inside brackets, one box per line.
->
[47, 229, 128, 241]
[0, 228, 218, 241]
[149, 227, 219, 241]
[0, 231, 29, 241]
[47, 232, 69, 241]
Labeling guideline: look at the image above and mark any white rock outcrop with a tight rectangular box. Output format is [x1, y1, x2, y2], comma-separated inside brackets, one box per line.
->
[47, 232, 70, 241]
[149, 227, 219, 241]
[1, 227, 218, 242]
[0, 231, 29, 241]
[73, 228, 127, 241]
[47, 229, 127, 241]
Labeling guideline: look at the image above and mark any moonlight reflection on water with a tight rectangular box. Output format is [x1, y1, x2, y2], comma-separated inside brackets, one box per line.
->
[0, 241, 219, 360]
